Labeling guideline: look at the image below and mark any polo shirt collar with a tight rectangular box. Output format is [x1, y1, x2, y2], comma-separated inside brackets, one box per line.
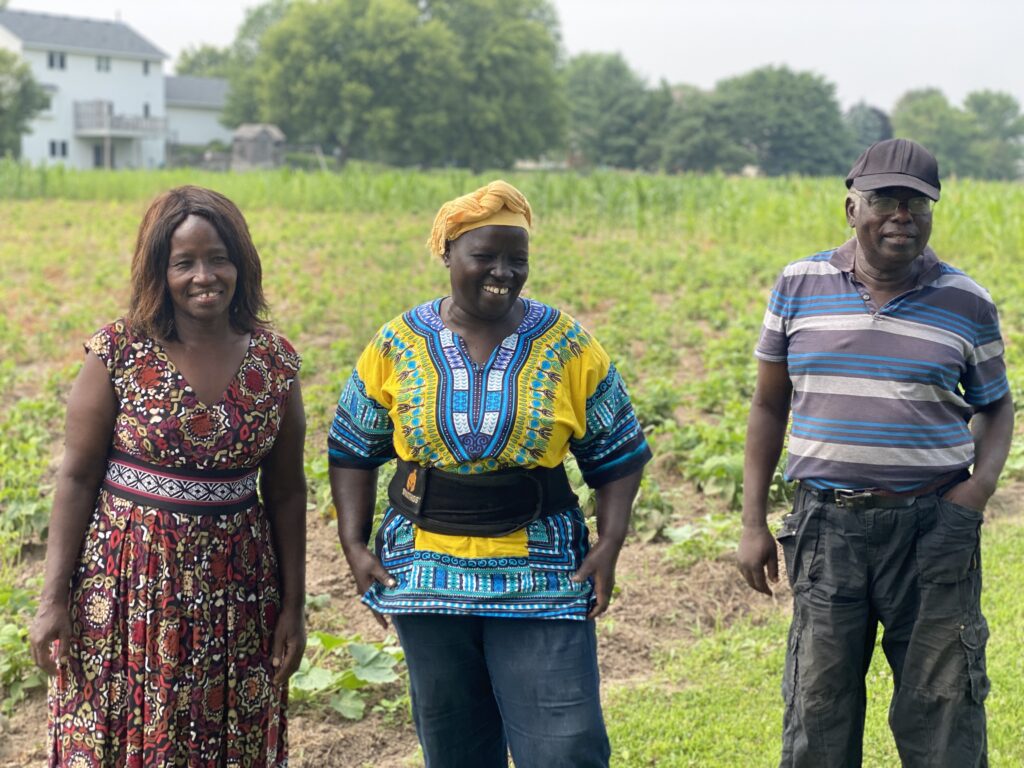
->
[830, 237, 942, 285]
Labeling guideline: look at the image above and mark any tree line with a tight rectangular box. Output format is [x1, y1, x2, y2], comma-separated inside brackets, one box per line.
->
[3, 0, 1021, 179]
[174, 0, 1023, 178]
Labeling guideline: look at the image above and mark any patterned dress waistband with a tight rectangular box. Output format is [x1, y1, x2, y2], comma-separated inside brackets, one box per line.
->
[102, 450, 259, 515]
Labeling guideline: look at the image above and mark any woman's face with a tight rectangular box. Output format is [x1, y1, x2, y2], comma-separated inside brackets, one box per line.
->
[165, 215, 237, 325]
[446, 225, 529, 324]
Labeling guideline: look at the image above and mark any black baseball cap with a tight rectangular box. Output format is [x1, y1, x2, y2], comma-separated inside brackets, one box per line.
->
[845, 138, 941, 201]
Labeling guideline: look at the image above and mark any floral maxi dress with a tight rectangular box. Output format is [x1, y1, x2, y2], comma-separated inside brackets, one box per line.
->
[49, 320, 300, 768]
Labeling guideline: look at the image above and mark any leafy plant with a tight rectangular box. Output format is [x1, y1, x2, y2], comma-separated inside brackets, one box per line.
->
[631, 473, 677, 543]
[289, 631, 405, 720]
[0, 584, 44, 713]
[664, 514, 742, 570]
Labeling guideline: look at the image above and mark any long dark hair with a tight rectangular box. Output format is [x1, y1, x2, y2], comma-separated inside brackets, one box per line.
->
[126, 186, 269, 340]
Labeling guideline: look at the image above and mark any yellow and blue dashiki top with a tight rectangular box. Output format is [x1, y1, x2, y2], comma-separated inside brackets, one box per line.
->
[328, 298, 652, 619]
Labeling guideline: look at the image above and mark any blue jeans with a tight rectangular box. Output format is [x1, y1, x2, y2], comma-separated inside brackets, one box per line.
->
[778, 486, 988, 767]
[391, 614, 610, 768]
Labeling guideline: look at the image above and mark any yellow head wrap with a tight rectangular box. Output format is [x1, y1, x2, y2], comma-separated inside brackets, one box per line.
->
[427, 180, 532, 260]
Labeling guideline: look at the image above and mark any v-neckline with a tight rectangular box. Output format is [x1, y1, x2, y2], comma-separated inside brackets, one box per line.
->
[154, 333, 255, 409]
[433, 297, 530, 369]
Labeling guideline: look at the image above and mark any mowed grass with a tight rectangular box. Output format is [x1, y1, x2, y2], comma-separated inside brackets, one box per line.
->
[605, 514, 1024, 767]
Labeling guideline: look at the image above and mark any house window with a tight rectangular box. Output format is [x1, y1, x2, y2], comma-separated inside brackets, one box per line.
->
[40, 88, 55, 114]
[47, 52, 66, 70]
[49, 140, 67, 158]
[142, 60, 150, 76]
[96, 56, 111, 72]
[143, 103, 150, 118]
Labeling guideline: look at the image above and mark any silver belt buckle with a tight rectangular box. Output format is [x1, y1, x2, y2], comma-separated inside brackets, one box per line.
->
[833, 489, 873, 508]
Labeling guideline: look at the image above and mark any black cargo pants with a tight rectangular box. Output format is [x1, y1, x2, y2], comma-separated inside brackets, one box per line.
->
[778, 485, 988, 768]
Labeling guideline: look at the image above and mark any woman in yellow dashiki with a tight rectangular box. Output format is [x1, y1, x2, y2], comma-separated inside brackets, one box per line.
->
[328, 180, 651, 768]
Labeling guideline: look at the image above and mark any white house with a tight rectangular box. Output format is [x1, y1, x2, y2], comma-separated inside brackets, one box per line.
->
[0, 8, 169, 169]
[0, 8, 235, 169]
[165, 75, 233, 148]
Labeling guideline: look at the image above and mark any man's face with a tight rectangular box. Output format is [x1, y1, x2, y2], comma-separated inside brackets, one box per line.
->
[846, 186, 934, 272]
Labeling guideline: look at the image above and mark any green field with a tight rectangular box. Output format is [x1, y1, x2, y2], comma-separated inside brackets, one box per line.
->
[1, 164, 1022, 765]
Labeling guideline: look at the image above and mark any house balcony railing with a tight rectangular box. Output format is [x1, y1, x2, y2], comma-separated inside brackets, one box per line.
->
[73, 101, 166, 138]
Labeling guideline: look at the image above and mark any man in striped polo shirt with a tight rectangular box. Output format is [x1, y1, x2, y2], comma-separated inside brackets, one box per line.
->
[737, 138, 1013, 767]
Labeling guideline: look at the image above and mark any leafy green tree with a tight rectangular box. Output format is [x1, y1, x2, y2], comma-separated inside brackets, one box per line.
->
[0, 50, 48, 158]
[222, 0, 292, 127]
[214, 0, 563, 167]
[891, 88, 982, 177]
[966, 90, 1024, 141]
[891, 88, 1023, 180]
[175, 44, 233, 78]
[963, 90, 1024, 180]
[256, 0, 461, 165]
[655, 86, 754, 174]
[422, 0, 565, 169]
[633, 81, 676, 171]
[713, 66, 851, 176]
[564, 52, 649, 168]
[844, 102, 892, 152]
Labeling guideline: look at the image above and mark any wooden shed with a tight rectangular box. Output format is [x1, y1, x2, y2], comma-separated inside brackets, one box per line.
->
[231, 123, 286, 171]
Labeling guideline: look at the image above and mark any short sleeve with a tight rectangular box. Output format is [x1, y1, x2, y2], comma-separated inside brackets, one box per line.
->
[754, 271, 789, 363]
[266, 331, 302, 390]
[84, 319, 128, 378]
[568, 336, 651, 488]
[327, 327, 397, 469]
[963, 300, 1009, 407]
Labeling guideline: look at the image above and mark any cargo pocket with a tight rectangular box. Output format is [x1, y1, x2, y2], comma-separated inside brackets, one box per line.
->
[960, 616, 990, 705]
[916, 498, 982, 583]
[776, 498, 820, 590]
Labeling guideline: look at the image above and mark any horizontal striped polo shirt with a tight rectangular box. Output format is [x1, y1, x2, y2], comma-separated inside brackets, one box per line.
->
[756, 237, 1008, 492]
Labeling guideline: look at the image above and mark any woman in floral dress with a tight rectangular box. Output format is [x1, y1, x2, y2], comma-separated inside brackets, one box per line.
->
[29, 187, 306, 767]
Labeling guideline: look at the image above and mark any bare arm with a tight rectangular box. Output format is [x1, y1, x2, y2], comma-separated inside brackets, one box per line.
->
[260, 378, 307, 684]
[943, 392, 1015, 511]
[571, 467, 643, 619]
[30, 353, 116, 674]
[737, 360, 792, 595]
[329, 465, 394, 628]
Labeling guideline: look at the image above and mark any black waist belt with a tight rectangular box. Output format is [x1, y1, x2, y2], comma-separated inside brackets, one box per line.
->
[387, 458, 579, 537]
[799, 470, 969, 510]
[800, 485, 920, 509]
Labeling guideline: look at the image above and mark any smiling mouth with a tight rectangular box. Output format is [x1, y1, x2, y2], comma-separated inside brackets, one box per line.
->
[483, 285, 510, 295]
[882, 235, 917, 247]
[190, 290, 222, 299]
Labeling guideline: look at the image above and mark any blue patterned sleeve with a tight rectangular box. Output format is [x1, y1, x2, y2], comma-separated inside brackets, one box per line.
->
[570, 362, 652, 488]
[327, 368, 396, 469]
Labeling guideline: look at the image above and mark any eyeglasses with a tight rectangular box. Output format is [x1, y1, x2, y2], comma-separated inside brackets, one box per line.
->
[849, 188, 934, 215]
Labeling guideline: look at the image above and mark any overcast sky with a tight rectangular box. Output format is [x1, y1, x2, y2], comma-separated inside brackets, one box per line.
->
[8, 0, 1022, 111]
